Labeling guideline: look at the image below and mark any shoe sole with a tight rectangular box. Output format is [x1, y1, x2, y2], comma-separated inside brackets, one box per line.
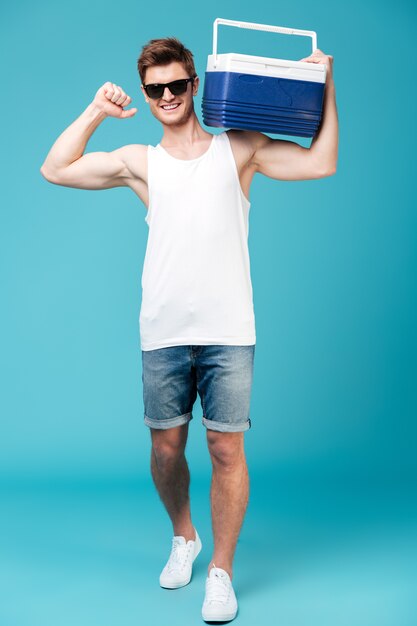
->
[202, 608, 238, 622]
[159, 532, 202, 589]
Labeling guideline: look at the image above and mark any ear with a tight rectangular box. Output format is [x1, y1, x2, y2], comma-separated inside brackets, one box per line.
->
[140, 84, 150, 104]
[192, 76, 199, 96]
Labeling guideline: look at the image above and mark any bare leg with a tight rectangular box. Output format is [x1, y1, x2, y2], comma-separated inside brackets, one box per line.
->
[150, 423, 196, 542]
[206, 431, 249, 580]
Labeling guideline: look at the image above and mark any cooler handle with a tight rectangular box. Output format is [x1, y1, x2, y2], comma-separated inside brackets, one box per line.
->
[212, 17, 318, 67]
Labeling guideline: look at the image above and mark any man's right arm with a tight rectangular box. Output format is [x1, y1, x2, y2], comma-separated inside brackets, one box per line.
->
[40, 82, 139, 190]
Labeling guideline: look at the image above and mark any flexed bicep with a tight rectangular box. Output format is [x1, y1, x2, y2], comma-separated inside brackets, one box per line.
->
[41, 148, 131, 190]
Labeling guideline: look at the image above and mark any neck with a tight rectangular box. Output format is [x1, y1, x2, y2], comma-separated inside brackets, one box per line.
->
[160, 112, 211, 147]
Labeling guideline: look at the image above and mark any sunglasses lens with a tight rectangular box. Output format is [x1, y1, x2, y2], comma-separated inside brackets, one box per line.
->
[169, 80, 189, 95]
[146, 85, 164, 99]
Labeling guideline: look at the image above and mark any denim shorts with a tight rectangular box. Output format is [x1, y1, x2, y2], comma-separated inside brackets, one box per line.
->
[141, 345, 255, 432]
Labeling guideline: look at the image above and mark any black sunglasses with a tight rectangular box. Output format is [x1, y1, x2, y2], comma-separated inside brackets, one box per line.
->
[143, 77, 195, 100]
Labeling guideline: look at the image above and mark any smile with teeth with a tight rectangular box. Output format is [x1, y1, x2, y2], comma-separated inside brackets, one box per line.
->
[161, 103, 180, 110]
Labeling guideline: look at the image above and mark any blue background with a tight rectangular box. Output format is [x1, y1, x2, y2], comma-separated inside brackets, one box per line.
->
[0, 1, 416, 625]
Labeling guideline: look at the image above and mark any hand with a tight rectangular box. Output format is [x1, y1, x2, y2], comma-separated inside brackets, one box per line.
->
[299, 49, 333, 83]
[93, 82, 138, 119]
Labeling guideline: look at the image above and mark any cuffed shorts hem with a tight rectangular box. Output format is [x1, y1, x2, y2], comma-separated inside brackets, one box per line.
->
[144, 412, 193, 430]
[202, 416, 251, 432]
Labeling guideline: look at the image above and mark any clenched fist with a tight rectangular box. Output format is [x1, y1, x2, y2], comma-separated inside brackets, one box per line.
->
[93, 82, 137, 119]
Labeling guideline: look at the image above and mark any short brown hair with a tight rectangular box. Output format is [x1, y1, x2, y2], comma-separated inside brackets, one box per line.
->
[137, 37, 197, 85]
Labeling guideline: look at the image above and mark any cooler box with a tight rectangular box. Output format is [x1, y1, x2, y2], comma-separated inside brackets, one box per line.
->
[202, 18, 327, 138]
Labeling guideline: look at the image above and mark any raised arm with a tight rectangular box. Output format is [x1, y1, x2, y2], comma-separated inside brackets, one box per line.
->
[250, 50, 338, 181]
[40, 82, 139, 189]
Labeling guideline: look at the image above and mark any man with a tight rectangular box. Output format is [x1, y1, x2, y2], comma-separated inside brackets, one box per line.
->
[40, 36, 338, 622]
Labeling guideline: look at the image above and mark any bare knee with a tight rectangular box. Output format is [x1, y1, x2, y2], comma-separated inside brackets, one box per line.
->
[207, 431, 245, 470]
[151, 423, 188, 468]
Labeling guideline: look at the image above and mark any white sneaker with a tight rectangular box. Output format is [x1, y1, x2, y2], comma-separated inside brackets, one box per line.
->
[202, 565, 238, 622]
[159, 528, 202, 589]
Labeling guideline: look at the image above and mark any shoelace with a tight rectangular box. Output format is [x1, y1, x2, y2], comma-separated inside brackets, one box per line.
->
[166, 538, 192, 572]
[205, 571, 230, 604]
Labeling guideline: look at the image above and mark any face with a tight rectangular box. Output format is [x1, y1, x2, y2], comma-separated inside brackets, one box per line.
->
[141, 61, 199, 127]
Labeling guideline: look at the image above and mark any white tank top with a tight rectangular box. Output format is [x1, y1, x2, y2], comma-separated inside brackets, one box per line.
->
[139, 130, 256, 351]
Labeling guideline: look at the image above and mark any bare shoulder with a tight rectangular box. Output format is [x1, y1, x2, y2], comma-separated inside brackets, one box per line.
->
[225, 129, 270, 168]
[115, 143, 148, 183]
[115, 143, 150, 208]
